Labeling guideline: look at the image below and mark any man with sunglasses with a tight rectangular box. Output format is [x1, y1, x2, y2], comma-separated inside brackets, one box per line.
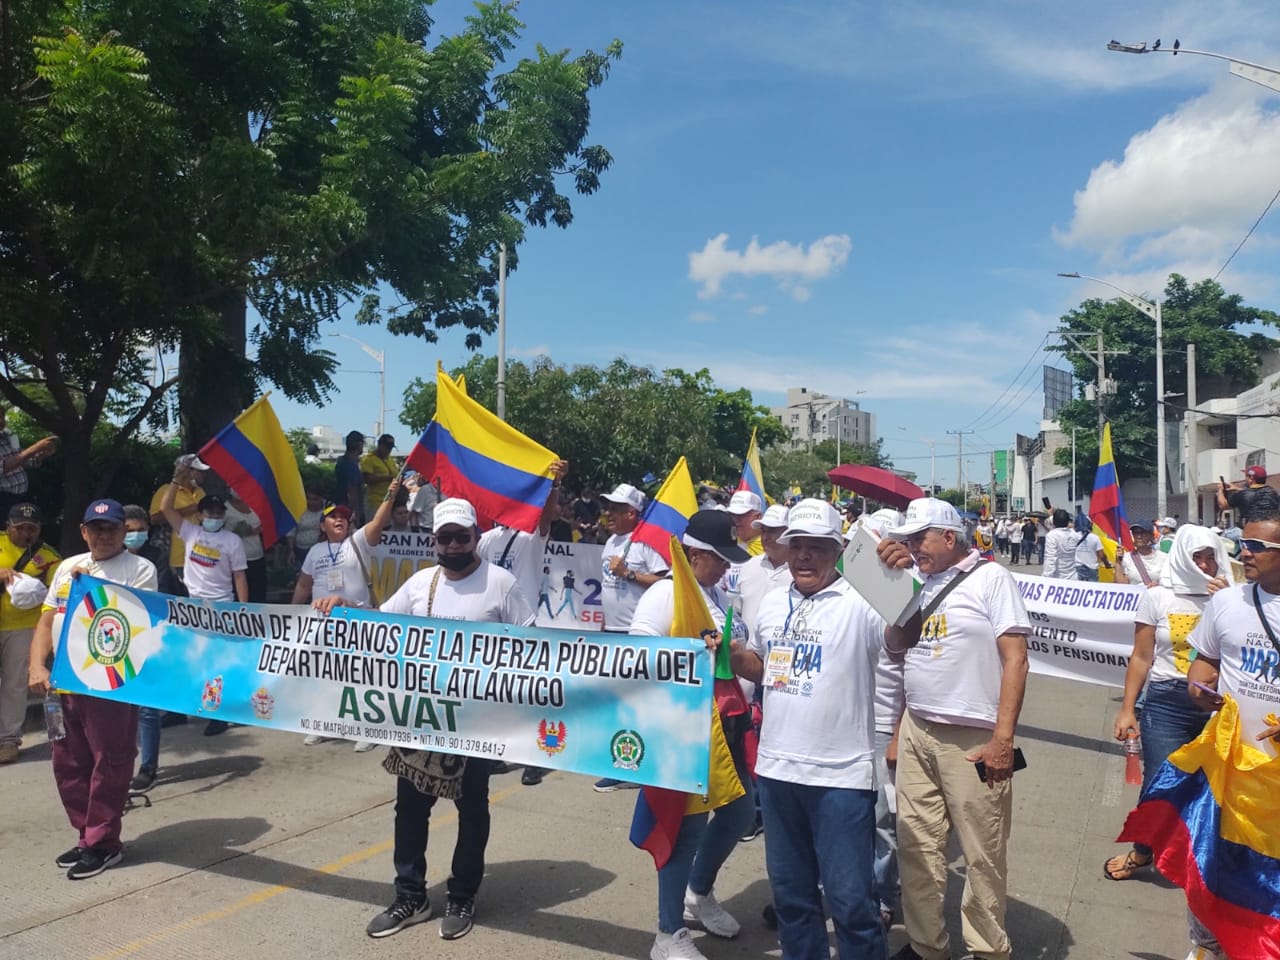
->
[365, 497, 535, 943]
[293, 477, 401, 750]
[1183, 512, 1280, 959]
[877, 497, 1031, 960]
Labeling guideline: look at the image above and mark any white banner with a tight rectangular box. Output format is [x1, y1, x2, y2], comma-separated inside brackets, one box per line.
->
[1013, 574, 1141, 688]
[367, 532, 606, 632]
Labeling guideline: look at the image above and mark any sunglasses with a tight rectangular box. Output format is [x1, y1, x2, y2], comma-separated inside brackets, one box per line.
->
[435, 531, 473, 546]
[1240, 538, 1280, 553]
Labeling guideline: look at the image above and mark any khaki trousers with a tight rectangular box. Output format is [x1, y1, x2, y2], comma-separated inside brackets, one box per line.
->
[0, 627, 33, 744]
[897, 709, 1012, 960]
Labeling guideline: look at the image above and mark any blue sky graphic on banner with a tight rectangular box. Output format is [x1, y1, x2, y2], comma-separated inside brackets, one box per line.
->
[51, 576, 713, 793]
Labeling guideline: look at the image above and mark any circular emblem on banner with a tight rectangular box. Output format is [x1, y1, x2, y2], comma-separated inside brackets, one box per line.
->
[610, 729, 645, 772]
[64, 584, 156, 691]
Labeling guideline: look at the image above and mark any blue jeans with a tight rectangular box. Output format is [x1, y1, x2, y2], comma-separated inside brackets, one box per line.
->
[138, 707, 162, 771]
[873, 730, 899, 914]
[1133, 679, 1210, 855]
[393, 759, 493, 903]
[657, 761, 755, 933]
[1076, 564, 1098, 581]
[759, 776, 884, 960]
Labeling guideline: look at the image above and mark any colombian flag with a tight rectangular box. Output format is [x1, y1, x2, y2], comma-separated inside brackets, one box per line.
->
[198, 396, 306, 549]
[405, 366, 559, 533]
[738, 427, 771, 505]
[631, 457, 699, 565]
[1119, 697, 1280, 959]
[1089, 423, 1135, 567]
[629, 537, 746, 869]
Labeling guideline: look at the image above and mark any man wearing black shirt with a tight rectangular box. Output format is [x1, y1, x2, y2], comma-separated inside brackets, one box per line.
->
[1218, 464, 1270, 521]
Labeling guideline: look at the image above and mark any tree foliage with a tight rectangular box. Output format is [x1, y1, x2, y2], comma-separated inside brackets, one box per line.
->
[1051, 274, 1279, 489]
[1, 0, 619, 548]
[401, 355, 789, 493]
[761, 438, 892, 499]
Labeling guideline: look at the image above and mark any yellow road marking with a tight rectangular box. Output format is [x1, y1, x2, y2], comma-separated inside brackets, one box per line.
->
[91, 779, 528, 960]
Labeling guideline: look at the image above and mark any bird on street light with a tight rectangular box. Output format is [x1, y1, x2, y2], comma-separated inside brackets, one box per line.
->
[1153, 38, 1161, 51]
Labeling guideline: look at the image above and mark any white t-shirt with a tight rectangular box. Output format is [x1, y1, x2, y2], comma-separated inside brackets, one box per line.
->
[478, 526, 546, 597]
[735, 555, 791, 647]
[1136, 586, 1210, 684]
[294, 509, 322, 552]
[224, 503, 264, 562]
[1041, 528, 1077, 579]
[905, 554, 1032, 729]
[600, 534, 669, 631]
[874, 647, 906, 735]
[407, 484, 439, 528]
[1119, 549, 1168, 586]
[179, 520, 247, 601]
[1189, 582, 1280, 757]
[301, 534, 374, 606]
[381, 561, 535, 626]
[1008, 523, 1023, 544]
[750, 578, 885, 789]
[630, 577, 748, 646]
[44, 550, 158, 652]
[1074, 532, 1103, 569]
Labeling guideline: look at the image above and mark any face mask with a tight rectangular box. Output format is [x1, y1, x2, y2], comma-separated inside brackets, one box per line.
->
[436, 552, 475, 572]
[202, 518, 225, 533]
[124, 531, 149, 550]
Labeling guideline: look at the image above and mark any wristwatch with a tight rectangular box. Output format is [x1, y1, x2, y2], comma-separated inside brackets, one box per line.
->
[626, 570, 637, 582]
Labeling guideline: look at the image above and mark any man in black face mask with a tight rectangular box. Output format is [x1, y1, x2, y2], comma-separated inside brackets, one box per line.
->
[363, 498, 535, 943]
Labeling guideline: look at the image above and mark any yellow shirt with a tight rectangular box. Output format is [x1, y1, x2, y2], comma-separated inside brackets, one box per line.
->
[360, 453, 397, 514]
[150, 482, 204, 567]
[0, 533, 61, 630]
[740, 536, 763, 557]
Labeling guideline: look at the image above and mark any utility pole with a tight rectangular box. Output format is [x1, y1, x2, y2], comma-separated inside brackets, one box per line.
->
[946, 429, 973, 491]
[1186, 343, 1198, 522]
[1059, 330, 1127, 433]
[496, 243, 508, 420]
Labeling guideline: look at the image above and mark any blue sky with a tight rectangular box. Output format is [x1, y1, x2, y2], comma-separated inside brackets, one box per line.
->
[270, 0, 1280, 488]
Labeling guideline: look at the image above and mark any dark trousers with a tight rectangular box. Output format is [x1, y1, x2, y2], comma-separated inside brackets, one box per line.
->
[52, 694, 139, 853]
[1021, 540, 1035, 564]
[245, 556, 267, 604]
[393, 759, 492, 903]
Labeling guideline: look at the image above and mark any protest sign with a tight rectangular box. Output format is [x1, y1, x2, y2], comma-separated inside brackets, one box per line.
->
[51, 575, 713, 792]
[1014, 574, 1142, 688]
[367, 532, 606, 631]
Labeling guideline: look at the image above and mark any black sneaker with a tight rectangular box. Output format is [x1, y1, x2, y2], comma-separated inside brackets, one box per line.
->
[202, 720, 230, 736]
[521, 766, 545, 786]
[761, 902, 777, 930]
[738, 817, 763, 842]
[130, 767, 157, 792]
[365, 897, 430, 938]
[55, 846, 83, 869]
[890, 945, 948, 960]
[66, 847, 123, 880]
[439, 898, 475, 940]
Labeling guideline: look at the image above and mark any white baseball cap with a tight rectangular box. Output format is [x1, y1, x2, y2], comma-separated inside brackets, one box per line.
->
[858, 508, 904, 539]
[601, 483, 645, 512]
[175, 453, 210, 472]
[889, 498, 966, 538]
[727, 490, 763, 515]
[778, 499, 844, 545]
[432, 498, 478, 533]
[752, 504, 790, 530]
[1157, 516, 1178, 530]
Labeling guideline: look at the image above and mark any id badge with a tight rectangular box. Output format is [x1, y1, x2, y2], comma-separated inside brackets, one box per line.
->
[763, 645, 794, 688]
[325, 569, 344, 592]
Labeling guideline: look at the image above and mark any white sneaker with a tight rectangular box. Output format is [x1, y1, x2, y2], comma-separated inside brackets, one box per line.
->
[303, 734, 331, 746]
[353, 740, 377, 753]
[683, 888, 740, 938]
[1185, 948, 1225, 960]
[650, 928, 707, 960]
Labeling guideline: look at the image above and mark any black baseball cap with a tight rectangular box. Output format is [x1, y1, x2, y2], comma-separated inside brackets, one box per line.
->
[8, 502, 42, 524]
[681, 510, 750, 564]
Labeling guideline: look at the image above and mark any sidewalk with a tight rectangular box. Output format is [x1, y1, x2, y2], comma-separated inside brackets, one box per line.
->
[0, 671, 1190, 960]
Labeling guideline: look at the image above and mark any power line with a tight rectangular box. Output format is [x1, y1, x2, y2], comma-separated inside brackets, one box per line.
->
[968, 353, 1053, 433]
[960, 333, 1051, 431]
[1215, 179, 1280, 281]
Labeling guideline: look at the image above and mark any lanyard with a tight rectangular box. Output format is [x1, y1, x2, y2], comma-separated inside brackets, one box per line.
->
[325, 539, 343, 566]
[781, 589, 817, 638]
[1252, 583, 1280, 663]
[427, 567, 443, 617]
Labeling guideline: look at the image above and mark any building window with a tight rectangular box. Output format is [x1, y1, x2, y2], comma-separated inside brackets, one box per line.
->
[1208, 422, 1237, 449]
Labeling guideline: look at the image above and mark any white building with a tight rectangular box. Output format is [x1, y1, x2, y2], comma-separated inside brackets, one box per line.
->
[1185, 370, 1280, 525]
[308, 425, 347, 460]
[771, 387, 875, 452]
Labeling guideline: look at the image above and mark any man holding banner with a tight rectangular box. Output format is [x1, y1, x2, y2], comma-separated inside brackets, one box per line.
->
[364, 497, 535, 942]
[28, 499, 158, 880]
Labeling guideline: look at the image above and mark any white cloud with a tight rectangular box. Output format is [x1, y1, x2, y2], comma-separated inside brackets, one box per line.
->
[689, 233, 852, 299]
[747, 304, 769, 316]
[510, 344, 551, 358]
[688, 310, 716, 324]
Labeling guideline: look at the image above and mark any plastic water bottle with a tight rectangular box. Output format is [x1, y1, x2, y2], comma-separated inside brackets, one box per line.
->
[1124, 734, 1142, 786]
[44, 693, 67, 742]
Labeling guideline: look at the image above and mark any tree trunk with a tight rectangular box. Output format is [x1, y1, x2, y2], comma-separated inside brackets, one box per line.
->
[179, 292, 254, 452]
[57, 424, 93, 555]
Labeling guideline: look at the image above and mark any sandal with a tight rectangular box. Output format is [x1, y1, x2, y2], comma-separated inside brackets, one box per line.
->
[1104, 848, 1153, 880]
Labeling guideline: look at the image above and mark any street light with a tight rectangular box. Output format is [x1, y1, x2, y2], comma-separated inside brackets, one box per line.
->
[1106, 39, 1280, 94]
[920, 436, 936, 493]
[328, 332, 386, 437]
[1058, 272, 1166, 519]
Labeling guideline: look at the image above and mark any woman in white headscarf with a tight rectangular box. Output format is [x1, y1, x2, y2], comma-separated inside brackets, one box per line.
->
[1103, 524, 1231, 881]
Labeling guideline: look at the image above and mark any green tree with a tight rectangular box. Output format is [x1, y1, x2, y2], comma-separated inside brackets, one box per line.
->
[2, 1, 619, 549]
[761, 438, 892, 500]
[401, 355, 788, 493]
[1051, 275, 1279, 491]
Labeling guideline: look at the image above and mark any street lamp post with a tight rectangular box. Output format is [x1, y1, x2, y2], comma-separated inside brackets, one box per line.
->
[328, 333, 386, 437]
[921, 436, 936, 493]
[1058, 272, 1166, 519]
[1106, 40, 1280, 94]
[497, 243, 508, 421]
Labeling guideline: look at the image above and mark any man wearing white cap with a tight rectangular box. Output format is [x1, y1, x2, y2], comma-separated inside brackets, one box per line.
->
[599, 483, 669, 633]
[732, 498, 887, 959]
[726, 491, 764, 557]
[734, 504, 791, 642]
[364, 497, 534, 943]
[1155, 516, 1177, 554]
[149, 453, 208, 582]
[877, 497, 1031, 960]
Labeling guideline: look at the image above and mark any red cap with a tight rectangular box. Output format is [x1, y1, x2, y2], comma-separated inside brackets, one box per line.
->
[1246, 465, 1267, 483]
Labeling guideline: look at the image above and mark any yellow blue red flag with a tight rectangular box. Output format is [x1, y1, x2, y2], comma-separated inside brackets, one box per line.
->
[738, 427, 772, 505]
[631, 457, 699, 564]
[1089, 423, 1135, 563]
[405, 365, 559, 532]
[198, 396, 305, 549]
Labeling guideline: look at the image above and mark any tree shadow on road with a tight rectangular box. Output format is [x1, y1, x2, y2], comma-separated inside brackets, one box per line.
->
[1017, 722, 1118, 755]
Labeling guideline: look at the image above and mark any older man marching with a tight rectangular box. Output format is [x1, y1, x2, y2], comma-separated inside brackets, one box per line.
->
[878, 498, 1031, 960]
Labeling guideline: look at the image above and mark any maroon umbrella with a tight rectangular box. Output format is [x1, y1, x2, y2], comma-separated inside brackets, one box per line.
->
[828, 465, 924, 510]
